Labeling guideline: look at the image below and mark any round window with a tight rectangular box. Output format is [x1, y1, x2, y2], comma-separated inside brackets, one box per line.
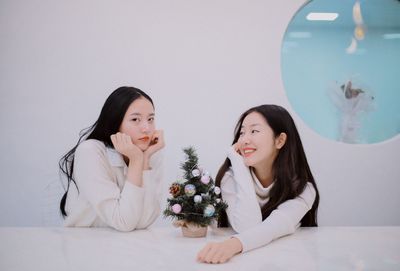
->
[281, 0, 400, 144]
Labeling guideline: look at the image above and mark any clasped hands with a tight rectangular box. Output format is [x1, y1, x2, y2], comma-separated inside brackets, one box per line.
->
[110, 130, 164, 169]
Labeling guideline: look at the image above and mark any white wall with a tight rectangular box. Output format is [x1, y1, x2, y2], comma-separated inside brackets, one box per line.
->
[0, 0, 399, 227]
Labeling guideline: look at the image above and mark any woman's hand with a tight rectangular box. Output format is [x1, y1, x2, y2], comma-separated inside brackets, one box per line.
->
[145, 130, 165, 156]
[197, 237, 243, 264]
[232, 142, 241, 155]
[143, 130, 165, 164]
[142, 130, 165, 170]
[110, 132, 143, 163]
[111, 132, 144, 186]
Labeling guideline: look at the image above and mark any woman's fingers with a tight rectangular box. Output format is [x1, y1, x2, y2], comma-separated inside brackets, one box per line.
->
[232, 142, 241, 155]
[197, 243, 213, 262]
[122, 133, 131, 145]
[110, 134, 117, 146]
[197, 238, 242, 264]
[197, 242, 227, 264]
[110, 133, 143, 161]
[208, 247, 224, 263]
[151, 130, 165, 148]
[144, 130, 165, 158]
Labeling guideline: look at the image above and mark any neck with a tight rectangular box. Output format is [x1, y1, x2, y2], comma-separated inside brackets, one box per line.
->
[253, 165, 274, 188]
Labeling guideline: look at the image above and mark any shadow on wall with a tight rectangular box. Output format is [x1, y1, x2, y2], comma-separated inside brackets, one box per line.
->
[41, 180, 64, 226]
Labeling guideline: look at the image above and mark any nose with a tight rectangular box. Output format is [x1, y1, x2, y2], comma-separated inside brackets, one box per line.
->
[141, 121, 150, 133]
[239, 133, 250, 145]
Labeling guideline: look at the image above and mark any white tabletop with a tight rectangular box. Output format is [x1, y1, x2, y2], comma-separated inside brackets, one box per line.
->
[1, 226, 399, 271]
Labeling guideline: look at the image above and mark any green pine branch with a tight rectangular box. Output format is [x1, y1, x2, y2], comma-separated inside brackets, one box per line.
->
[181, 147, 199, 180]
[164, 146, 228, 226]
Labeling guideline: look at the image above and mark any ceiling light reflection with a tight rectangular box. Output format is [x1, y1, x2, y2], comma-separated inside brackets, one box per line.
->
[288, 32, 312, 38]
[306, 12, 339, 21]
[383, 33, 400, 39]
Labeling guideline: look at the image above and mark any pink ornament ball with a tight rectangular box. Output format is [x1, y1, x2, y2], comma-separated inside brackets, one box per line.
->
[172, 204, 182, 214]
[201, 175, 210, 184]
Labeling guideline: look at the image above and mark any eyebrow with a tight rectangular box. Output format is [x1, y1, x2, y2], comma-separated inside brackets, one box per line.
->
[241, 123, 261, 129]
[129, 113, 155, 117]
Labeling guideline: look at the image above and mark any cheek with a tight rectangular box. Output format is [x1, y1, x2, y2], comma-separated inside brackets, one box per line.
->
[148, 125, 156, 134]
[118, 126, 127, 135]
[129, 127, 141, 138]
[256, 142, 274, 157]
[265, 145, 279, 160]
[120, 124, 139, 137]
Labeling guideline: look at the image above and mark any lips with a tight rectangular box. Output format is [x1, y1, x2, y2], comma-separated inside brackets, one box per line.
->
[138, 136, 150, 142]
[242, 148, 256, 157]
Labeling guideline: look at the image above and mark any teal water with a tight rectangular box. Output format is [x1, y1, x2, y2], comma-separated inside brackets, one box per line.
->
[281, 0, 400, 144]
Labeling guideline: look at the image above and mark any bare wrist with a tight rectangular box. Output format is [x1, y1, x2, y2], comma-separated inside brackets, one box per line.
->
[129, 156, 144, 168]
[230, 237, 243, 254]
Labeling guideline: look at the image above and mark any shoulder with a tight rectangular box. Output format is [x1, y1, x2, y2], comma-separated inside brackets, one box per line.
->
[304, 182, 316, 194]
[75, 139, 107, 157]
[79, 139, 106, 149]
[220, 168, 234, 186]
[299, 182, 317, 204]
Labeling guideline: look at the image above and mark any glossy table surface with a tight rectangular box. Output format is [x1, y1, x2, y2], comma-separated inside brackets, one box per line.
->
[1, 226, 399, 271]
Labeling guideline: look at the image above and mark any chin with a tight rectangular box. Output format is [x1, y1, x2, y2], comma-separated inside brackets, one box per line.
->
[135, 142, 150, 151]
[243, 158, 255, 167]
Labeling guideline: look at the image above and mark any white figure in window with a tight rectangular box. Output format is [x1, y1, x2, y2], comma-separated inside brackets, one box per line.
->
[329, 79, 375, 143]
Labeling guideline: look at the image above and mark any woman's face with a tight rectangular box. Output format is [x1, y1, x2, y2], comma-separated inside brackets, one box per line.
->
[237, 112, 280, 169]
[119, 97, 155, 151]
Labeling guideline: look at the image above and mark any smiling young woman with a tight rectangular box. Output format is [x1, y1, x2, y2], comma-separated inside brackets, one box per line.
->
[197, 104, 319, 264]
[59, 86, 165, 232]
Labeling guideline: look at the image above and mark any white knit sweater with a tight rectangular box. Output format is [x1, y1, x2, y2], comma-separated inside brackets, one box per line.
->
[64, 139, 163, 232]
[221, 147, 316, 252]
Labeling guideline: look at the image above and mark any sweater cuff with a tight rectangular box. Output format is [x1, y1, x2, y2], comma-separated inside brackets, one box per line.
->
[142, 168, 160, 190]
[232, 233, 252, 253]
[122, 180, 145, 198]
[227, 146, 241, 160]
[232, 230, 274, 253]
[148, 150, 163, 169]
[227, 146, 247, 170]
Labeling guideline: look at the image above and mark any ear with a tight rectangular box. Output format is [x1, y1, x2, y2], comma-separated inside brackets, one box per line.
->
[275, 133, 287, 149]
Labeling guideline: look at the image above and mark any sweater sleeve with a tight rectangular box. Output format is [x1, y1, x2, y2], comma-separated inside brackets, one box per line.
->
[233, 182, 316, 252]
[135, 150, 164, 229]
[221, 146, 262, 233]
[74, 141, 145, 232]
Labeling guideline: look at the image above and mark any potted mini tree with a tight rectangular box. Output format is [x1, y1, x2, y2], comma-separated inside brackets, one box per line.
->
[164, 147, 227, 237]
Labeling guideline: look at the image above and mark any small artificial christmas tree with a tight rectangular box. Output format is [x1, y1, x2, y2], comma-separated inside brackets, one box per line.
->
[164, 147, 227, 237]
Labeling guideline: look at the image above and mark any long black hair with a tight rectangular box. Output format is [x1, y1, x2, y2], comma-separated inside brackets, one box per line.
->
[216, 104, 319, 227]
[59, 86, 154, 217]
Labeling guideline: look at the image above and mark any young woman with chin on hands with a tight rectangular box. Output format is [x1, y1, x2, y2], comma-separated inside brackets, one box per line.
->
[59, 86, 165, 232]
[197, 104, 319, 264]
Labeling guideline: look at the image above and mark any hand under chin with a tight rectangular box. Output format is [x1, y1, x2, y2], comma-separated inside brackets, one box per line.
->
[135, 142, 150, 151]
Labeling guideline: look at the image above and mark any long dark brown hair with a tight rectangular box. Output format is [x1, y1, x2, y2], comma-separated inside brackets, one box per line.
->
[59, 86, 154, 217]
[216, 104, 319, 227]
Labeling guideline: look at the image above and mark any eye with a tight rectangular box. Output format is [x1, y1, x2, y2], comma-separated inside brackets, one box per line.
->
[251, 129, 259, 134]
[148, 117, 155, 122]
[239, 130, 244, 137]
[131, 118, 141, 122]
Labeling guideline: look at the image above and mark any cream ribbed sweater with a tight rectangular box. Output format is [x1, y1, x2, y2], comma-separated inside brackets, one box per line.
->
[221, 147, 316, 252]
